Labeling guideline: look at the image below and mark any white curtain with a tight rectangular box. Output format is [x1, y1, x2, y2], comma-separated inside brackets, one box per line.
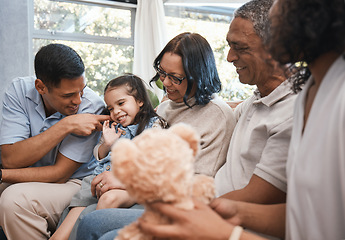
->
[133, 0, 167, 100]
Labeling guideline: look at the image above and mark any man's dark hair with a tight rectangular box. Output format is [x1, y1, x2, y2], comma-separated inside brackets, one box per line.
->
[34, 43, 85, 89]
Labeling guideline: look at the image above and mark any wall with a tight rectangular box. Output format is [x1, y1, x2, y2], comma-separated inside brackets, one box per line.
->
[0, 0, 32, 160]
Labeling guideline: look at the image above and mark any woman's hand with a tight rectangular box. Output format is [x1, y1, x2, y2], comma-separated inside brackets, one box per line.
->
[96, 189, 136, 210]
[138, 199, 234, 240]
[91, 171, 126, 198]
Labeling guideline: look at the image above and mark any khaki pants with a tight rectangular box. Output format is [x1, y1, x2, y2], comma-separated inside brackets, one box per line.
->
[0, 180, 81, 240]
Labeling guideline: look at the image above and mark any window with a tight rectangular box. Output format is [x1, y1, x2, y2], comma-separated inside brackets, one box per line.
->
[32, 0, 136, 96]
[32, 0, 253, 100]
[164, 3, 255, 101]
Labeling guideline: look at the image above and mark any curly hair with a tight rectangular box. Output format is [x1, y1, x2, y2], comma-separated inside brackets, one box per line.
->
[150, 32, 221, 106]
[267, 0, 345, 91]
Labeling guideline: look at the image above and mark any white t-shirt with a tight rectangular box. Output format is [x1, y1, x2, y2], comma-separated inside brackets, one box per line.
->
[215, 80, 296, 196]
[286, 54, 345, 240]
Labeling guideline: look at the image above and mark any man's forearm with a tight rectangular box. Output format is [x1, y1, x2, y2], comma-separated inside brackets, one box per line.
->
[1, 118, 72, 168]
[220, 175, 286, 204]
[2, 166, 65, 183]
[238, 202, 286, 238]
[1, 154, 81, 183]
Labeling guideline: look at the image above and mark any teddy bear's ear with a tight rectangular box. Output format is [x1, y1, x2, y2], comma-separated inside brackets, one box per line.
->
[169, 123, 200, 156]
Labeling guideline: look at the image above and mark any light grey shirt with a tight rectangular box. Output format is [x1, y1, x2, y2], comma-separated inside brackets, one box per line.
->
[157, 94, 236, 177]
[215, 80, 297, 196]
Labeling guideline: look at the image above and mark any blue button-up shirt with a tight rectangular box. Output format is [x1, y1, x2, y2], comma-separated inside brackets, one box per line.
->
[0, 76, 105, 179]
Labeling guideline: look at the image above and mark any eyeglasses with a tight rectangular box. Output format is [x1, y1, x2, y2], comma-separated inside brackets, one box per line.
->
[154, 65, 186, 85]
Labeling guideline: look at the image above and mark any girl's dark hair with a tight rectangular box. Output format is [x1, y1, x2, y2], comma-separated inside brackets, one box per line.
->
[104, 74, 165, 136]
[150, 32, 221, 106]
[267, 0, 345, 91]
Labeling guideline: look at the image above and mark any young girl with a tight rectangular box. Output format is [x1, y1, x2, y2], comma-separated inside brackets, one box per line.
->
[51, 74, 167, 240]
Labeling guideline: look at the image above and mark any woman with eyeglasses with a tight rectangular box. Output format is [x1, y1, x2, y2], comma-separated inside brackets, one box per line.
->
[75, 32, 236, 240]
[151, 32, 236, 177]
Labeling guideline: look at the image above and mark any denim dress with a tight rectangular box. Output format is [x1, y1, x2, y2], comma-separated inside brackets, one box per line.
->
[93, 116, 162, 175]
[93, 123, 138, 175]
[68, 116, 162, 208]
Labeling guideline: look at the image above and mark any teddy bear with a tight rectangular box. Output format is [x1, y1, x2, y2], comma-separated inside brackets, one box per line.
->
[111, 123, 215, 240]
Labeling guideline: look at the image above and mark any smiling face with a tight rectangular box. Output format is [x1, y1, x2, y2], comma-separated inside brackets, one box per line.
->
[226, 17, 272, 88]
[37, 76, 86, 117]
[104, 84, 143, 127]
[159, 52, 195, 103]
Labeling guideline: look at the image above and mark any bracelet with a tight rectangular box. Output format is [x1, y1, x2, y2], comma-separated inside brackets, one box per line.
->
[0, 169, 2, 184]
[229, 226, 243, 240]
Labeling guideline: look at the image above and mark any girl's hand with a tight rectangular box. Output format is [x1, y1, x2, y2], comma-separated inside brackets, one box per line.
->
[102, 120, 122, 147]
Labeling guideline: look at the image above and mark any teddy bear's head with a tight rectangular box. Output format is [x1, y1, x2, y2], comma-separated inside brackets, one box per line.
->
[111, 123, 200, 205]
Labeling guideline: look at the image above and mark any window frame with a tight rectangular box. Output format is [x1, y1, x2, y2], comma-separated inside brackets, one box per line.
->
[29, 0, 136, 75]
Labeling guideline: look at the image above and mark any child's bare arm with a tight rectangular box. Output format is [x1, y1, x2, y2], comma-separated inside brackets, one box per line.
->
[49, 207, 85, 240]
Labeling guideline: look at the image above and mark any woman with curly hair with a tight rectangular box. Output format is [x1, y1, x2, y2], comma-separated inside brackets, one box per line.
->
[137, 0, 345, 239]
[267, 0, 345, 239]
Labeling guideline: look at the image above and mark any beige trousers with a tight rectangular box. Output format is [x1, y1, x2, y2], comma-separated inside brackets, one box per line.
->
[0, 179, 81, 240]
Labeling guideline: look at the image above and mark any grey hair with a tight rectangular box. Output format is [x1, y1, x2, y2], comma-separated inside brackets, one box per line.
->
[234, 0, 273, 42]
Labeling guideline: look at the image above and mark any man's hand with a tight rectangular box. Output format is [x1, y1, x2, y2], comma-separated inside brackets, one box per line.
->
[210, 198, 242, 226]
[138, 199, 233, 240]
[212, 198, 286, 238]
[63, 114, 110, 136]
[91, 171, 126, 198]
[1, 114, 109, 169]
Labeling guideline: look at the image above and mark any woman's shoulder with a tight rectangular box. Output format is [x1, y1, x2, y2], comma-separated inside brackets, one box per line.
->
[184, 95, 236, 124]
[206, 95, 234, 114]
[156, 99, 171, 113]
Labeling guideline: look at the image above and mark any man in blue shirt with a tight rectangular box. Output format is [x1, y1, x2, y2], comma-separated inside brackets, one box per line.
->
[0, 44, 109, 239]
